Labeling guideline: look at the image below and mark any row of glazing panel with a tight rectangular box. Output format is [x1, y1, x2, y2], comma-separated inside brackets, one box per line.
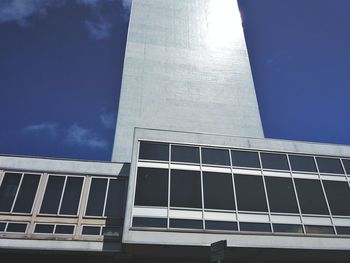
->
[132, 141, 350, 235]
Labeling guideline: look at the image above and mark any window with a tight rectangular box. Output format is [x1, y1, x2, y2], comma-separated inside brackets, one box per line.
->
[289, 155, 317, 172]
[82, 226, 101, 236]
[139, 141, 169, 161]
[134, 168, 168, 207]
[265, 177, 299, 213]
[342, 159, 350, 174]
[231, 150, 260, 168]
[0, 173, 40, 214]
[260, 153, 289, 170]
[240, 222, 271, 232]
[201, 148, 230, 166]
[304, 225, 334, 235]
[0, 222, 5, 232]
[205, 221, 238, 231]
[294, 179, 329, 215]
[171, 145, 200, 163]
[34, 224, 55, 234]
[40, 175, 83, 215]
[170, 170, 202, 208]
[273, 224, 303, 234]
[234, 174, 268, 212]
[132, 217, 167, 228]
[203, 172, 235, 210]
[316, 157, 344, 174]
[6, 222, 27, 233]
[55, 225, 75, 234]
[169, 219, 203, 229]
[323, 180, 350, 216]
[336, 226, 350, 235]
[104, 179, 127, 218]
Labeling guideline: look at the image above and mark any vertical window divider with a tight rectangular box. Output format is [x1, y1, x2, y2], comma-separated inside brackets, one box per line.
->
[76, 176, 90, 239]
[57, 176, 68, 215]
[314, 156, 337, 235]
[9, 172, 24, 213]
[229, 149, 240, 231]
[167, 144, 171, 230]
[258, 151, 274, 233]
[199, 146, 205, 230]
[286, 154, 306, 234]
[102, 179, 110, 217]
[0, 170, 4, 188]
[130, 141, 142, 228]
[340, 158, 350, 198]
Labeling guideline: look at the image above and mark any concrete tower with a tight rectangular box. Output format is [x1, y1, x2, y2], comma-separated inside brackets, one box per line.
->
[112, 0, 264, 162]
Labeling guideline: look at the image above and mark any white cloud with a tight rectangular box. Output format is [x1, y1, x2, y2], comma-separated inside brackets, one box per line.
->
[22, 122, 58, 137]
[100, 112, 116, 129]
[65, 123, 108, 149]
[85, 18, 111, 39]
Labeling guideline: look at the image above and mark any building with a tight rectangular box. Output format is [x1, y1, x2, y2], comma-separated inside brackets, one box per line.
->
[1, 0, 350, 262]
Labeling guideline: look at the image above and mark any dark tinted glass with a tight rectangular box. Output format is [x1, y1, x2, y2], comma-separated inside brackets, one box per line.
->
[235, 175, 268, 212]
[316, 157, 344, 174]
[170, 219, 203, 229]
[203, 172, 235, 210]
[105, 179, 127, 218]
[273, 224, 303, 234]
[201, 148, 230, 166]
[34, 224, 54, 234]
[102, 227, 121, 237]
[294, 179, 329, 215]
[135, 168, 168, 207]
[265, 177, 299, 213]
[85, 178, 108, 216]
[13, 174, 40, 213]
[55, 225, 74, 234]
[323, 181, 350, 216]
[40, 176, 65, 214]
[0, 173, 21, 212]
[240, 222, 271, 232]
[170, 170, 202, 208]
[132, 217, 167, 228]
[171, 145, 200, 163]
[336, 226, 350, 235]
[205, 221, 237, 231]
[231, 150, 260, 168]
[139, 141, 169, 161]
[261, 153, 289, 170]
[342, 159, 350, 174]
[305, 225, 334, 235]
[0, 222, 5, 232]
[6, 223, 27, 233]
[82, 226, 101, 235]
[60, 177, 84, 215]
[289, 155, 317, 172]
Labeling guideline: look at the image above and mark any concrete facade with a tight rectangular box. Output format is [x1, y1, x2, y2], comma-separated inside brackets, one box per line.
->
[112, 0, 264, 163]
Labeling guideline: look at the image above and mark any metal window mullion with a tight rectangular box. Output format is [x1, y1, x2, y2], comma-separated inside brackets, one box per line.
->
[57, 176, 68, 215]
[0, 170, 4, 187]
[340, 158, 350, 194]
[229, 149, 240, 231]
[314, 156, 337, 235]
[130, 141, 141, 229]
[75, 176, 89, 239]
[10, 173, 25, 213]
[102, 179, 110, 217]
[199, 146, 205, 230]
[258, 151, 274, 233]
[167, 144, 171, 229]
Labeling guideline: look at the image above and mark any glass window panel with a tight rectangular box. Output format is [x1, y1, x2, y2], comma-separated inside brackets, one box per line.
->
[132, 217, 167, 228]
[273, 224, 303, 234]
[134, 168, 168, 207]
[342, 159, 350, 174]
[55, 225, 74, 234]
[336, 226, 350, 235]
[0, 222, 5, 232]
[235, 174, 268, 212]
[289, 155, 317, 172]
[305, 225, 334, 235]
[0, 173, 22, 212]
[40, 176, 65, 214]
[171, 145, 200, 163]
[85, 178, 108, 216]
[82, 226, 101, 235]
[316, 157, 344, 174]
[231, 150, 260, 168]
[240, 222, 271, 232]
[201, 148, 230, 166]
[260, 153, 289, 170]
[294, 179, 329, 215]
[265, 177, 299, 213]
[205, 221, 238, 231]
[170, 170, 202, 208]
[13, 174, 40, 213]
[105, 179, 127, 218]
[203, 172, 235, 210]
[139, 141, 169, 161]
[6, 223, 27, 233]
[323, 181, 350, 216]
[34, 224, 54, 234]
[59, 177, 84, 215]
[169, 219, 203, 229]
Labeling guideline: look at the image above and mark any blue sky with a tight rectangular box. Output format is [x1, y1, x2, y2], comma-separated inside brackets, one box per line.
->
[0, 0, 349, 161]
